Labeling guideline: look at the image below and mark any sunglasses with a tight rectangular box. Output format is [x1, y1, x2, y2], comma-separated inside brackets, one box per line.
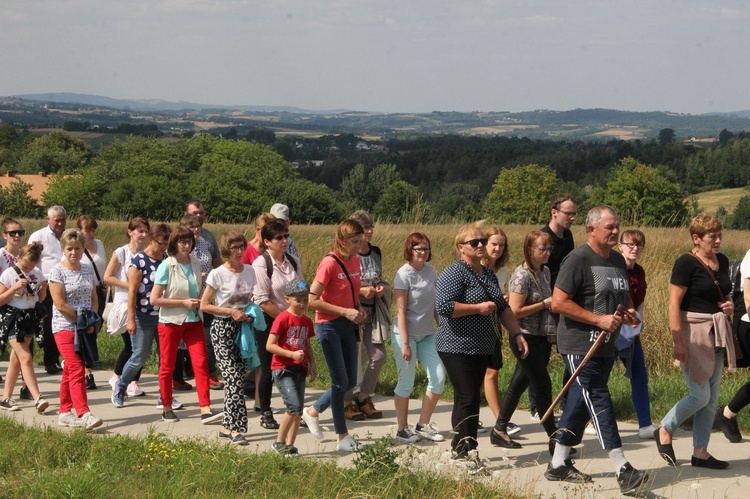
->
[5, 230, 25, 237]
[272, 233, 290, 241]
[461, 238, 488, 248]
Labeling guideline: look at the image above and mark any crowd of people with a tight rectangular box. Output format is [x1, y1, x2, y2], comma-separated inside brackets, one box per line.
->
[0, 195, 747, 494]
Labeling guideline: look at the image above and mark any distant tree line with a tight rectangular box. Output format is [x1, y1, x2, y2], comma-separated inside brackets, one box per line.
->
[2, 124, 750, 228]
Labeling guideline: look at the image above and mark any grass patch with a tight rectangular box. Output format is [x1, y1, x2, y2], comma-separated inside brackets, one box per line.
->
[0, 418, 521, 498]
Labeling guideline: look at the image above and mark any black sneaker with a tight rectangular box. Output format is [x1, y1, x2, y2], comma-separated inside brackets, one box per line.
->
[162, 410, 180, 422]
[544, 459, 592, 483]
[19, 386, 32, 401]
[715, 406, 742, 443]
[86, 374, 97, 390]
[260, 410, 280, 430]
[617, 462, 649, 496]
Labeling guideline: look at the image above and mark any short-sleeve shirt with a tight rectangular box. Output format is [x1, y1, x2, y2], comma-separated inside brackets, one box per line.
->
[0, 248, 18, 274]
[201, 227, 221, 262]
[241, 243, 262, 265]
[554, 244, 630, 357]
[252, 253, 302, 313]
[131, 251, 164, 315]
[154, 261, 200, 323]
[670, 253, 731, 314]
[313, 254, 361, 323]
[205, 265, 256, 318]
[270, 309, 315, 371]
[509, 263, 552, 337]
[0, 265, 45, 309]
[392, 262, 437, 337]
[112, 245, 136, 304]
[82, 239, 106, 286]
[191, 236, 213, 279]
[435, 260, 508, 356]
[541, 224, 574, 286]
[48, 263, 95, 333]
[358, 244, 383, 307]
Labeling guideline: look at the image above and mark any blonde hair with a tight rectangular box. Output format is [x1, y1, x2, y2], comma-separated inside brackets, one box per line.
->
[454, 223, 483, 254]
[331, 219, 364, 257]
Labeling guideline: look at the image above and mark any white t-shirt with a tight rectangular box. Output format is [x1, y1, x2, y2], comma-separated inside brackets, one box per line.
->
[82, 239, 107, 285]
[392, 262, 437, 337]
[48, 263, 95, 333]
[0, 265, 45, 309]
[205, 265, 256, 318]
[28, 226, 63, 278]
[0, 247, 18, 274]
[112, 245, 136, 304]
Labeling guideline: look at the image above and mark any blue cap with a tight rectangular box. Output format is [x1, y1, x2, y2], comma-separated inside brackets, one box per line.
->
[285, 278, 310, 297]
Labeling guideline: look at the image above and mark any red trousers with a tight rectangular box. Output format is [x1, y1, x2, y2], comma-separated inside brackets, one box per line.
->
[157, 321, 210, 408]
[54, 330, 90, 416]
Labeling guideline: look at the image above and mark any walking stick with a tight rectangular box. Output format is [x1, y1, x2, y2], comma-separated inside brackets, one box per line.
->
[540, 330, 609, 424]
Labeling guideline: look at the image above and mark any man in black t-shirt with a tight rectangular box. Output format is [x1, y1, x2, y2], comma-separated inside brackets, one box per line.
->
[545, 206, 649, 495]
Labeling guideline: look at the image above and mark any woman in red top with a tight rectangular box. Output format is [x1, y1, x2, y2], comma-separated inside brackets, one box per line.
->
[300, 219, 366, 453]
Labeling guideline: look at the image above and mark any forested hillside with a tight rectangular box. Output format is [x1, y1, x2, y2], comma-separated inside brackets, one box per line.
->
[1, 124, 749, 227]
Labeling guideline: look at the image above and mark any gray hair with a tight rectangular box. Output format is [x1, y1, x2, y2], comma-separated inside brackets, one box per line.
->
[47, 205, 67, 218]
[585, 205, 617, 228]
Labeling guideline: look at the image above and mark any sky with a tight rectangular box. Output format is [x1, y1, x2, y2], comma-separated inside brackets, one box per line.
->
[2, 0, 749, 115]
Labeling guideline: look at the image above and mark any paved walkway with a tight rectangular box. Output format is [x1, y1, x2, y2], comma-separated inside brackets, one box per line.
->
[2, 362, 749, 498]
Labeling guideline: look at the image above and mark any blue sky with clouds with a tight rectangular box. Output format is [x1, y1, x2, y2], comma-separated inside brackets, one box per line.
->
[2, 0, 749, 114]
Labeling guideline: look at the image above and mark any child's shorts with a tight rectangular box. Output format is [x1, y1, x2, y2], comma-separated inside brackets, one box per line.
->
[272, 366, 307, 415]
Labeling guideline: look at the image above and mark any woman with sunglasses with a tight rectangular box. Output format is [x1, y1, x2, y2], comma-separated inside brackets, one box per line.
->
[112, 223, 175, 410]
[301, 219, 366, 452]
[436, 223, 526, 469]
[252, 219, 303, 430]
[392, 232, 446, 443]
[150, 226, 220, 424]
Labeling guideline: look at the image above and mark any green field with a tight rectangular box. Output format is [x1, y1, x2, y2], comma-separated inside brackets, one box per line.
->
[689, 187, 749, 215]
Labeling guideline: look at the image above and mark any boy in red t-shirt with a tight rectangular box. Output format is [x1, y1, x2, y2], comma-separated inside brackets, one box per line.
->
[267, 278, 317, 456]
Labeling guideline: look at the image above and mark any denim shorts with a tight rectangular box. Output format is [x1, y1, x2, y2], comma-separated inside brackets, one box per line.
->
[272, 367, 307, 414]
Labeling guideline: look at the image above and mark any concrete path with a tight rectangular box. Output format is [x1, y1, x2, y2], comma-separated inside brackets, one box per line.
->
[2, 362, 749, 498]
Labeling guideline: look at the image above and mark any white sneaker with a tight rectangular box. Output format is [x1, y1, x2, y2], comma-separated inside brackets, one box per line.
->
[529, 411, 541, 421]
[127, 381, 145, 397]
[108, 374, 119, 391]
[78, 412, 103, 431]
[584, 422, 597, 436]
[638, 423, 660, 439]
[301, 407, 324, 440]
[58, 412, 78, 427]
[395, 426, 419, 443]
[336, 435, 362, 452]
[506, 422, 521, 436]
[156, 396, 183, 410]
[415, 422, 445, 442]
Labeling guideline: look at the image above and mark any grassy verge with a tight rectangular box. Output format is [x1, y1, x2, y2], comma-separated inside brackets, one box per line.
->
[0, 418, 521, 498]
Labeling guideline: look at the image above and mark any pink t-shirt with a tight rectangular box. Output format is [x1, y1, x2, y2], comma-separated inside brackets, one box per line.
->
[240, 243, 262, 265]
[270, 310, 315, 371]
[313, 254, 361, 323]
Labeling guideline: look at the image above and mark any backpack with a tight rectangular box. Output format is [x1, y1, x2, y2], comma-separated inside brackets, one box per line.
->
[261, 251, 298, 279]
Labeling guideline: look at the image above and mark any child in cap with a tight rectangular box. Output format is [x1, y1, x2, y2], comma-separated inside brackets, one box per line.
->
[266, 278, 317, 456]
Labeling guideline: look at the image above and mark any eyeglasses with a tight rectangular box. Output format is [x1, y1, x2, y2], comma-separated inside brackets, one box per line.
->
[461, 238, 488, 248]
[363, 225, 375, 231]
[621, 242, 644, 250]
[5, 230, 25, 237]
[557, 210, 577, 218]
[155, 239, 169, 247]
[534, 246, 553, 254]
[177, 240, 192, 247]
[413, 246, 430, 253]
[229, 245, 245, 252]
[272, 234, 290, 241]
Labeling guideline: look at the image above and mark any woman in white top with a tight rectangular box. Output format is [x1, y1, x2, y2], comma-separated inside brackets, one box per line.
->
[0, 242, 48, 413]
[391, 232, 446, 443]
[103, 217, 149, 396]
[201, 231, 257, 445]
[77, 215, 107, 389]
[480, 226, 517, 433]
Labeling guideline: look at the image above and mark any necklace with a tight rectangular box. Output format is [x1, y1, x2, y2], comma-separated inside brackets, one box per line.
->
[692, 249, 718, 272]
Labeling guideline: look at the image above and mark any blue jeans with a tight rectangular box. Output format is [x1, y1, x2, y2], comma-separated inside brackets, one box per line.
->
[273, 367, 307, 414]
[618, 340, 652, 428]
[661, 348, 724, 449]
[312, 317, 358, 435]
[392, 333, 446, 398]
[117, 312, 159, 392]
